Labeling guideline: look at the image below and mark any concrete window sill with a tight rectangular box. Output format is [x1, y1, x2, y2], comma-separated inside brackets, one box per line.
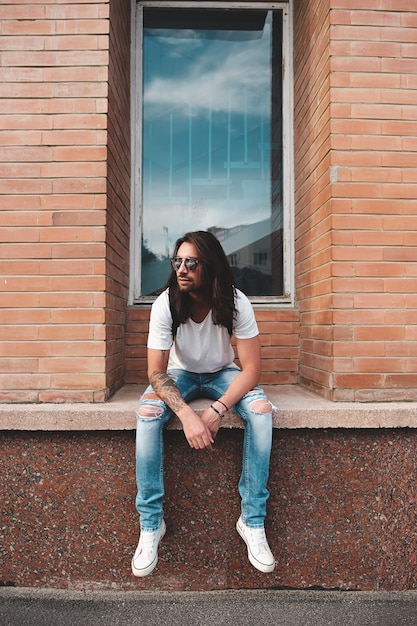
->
[1, 385, 417, 430]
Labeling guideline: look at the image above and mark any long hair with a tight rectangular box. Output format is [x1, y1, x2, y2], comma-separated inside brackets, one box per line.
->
[167, 231, 237, 335]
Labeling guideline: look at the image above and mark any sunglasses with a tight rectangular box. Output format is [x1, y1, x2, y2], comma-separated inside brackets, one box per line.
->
[171, 257, 200, 272]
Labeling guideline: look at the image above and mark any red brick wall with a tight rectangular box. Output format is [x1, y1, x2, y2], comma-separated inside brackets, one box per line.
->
[105, 0, 131, 395]
[293, 0, 333, 397]
[330, 2, 417, 401]
[294, 0, 417, 401]
[125, 307, 300, 386]
[1, 1, 416, 403]
[0, 0, 130, 402]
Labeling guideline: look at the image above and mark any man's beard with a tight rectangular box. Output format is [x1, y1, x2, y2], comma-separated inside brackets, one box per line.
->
[177, 279, 206, 297]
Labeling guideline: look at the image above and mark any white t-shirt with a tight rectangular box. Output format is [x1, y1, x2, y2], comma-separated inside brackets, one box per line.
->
[147, 288, 259, 373]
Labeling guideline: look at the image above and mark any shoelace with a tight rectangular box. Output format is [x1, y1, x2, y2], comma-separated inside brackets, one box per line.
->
[248, 527, 269, 554]
[138, 530, 157, 554]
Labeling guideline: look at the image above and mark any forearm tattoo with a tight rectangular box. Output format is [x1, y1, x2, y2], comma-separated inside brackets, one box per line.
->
[149, 370, 186, 413]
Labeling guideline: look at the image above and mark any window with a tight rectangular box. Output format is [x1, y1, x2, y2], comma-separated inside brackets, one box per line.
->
[130, 1, 293, 304]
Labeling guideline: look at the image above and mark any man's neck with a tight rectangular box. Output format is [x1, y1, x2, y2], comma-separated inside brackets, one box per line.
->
[188, 288, 210, 306]
[188, 291, 211, 322]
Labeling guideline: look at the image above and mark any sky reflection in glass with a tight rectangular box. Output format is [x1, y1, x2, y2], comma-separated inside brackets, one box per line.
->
[141, 10, 282, 296]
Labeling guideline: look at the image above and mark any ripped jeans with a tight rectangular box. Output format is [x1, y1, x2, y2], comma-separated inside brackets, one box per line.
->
[135, 367, 273, 531]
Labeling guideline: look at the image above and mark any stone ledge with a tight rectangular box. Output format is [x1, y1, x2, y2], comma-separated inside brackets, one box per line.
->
[1, 384, 417, 430]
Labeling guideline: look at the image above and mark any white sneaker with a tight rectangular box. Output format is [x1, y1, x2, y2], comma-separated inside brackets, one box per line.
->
[236, 516, 275, 573]
[131, 520, 166, 577]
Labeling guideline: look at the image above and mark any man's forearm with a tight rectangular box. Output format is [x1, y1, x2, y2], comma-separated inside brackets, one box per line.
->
[219, 368, 260, 412]
[150, 370, 214, 449]
[149, 370, 187, 414]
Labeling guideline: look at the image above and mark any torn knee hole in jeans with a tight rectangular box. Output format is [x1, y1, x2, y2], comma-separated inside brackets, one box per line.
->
[249, 398, 272, 414]
[138, 392, 163, 419]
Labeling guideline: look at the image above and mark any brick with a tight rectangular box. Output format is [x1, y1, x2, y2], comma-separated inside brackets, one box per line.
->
[39, 356, 105, 373]
[385, 278, 417, 294]
[0, 324, 39, 341]
[405, 294, 417, 308]
[352, 10, 402, 28]
[2, 20, 55, 36]
[258, 321, 298, 335]
[355, 326, 405, 341]
[0, 35, 46, 51]
[0, 146, 53, 162]
[385, 374, 417, 388]
[333, 373, 385, 389]
[332, 247, 383, 262]
[49, 309, 105, 324]
[383, 247, 417, 262]
[2, 50, 109, 68]
[40, 226, 105, 243]
[0, 243, 52, 260]
[0, 227, 40, 242]
[0, 358, 39, 375]
[38, 292, 96, 308]
[50, 373, 107, 390]
[38, 390, 97, 403]
[124, 325, 149, 340]
[1, 163, 42, 179]
[331, 55, 381, 73]
[49, 275, 106, 293]
[49, 242, 105, 259]
[51, 211, 106, 227]
[45, 4, 109, 21]
[40, 162, 107, 178]
[44, 35, 106, 51]
[333, 277, 385, 293]
[55, 20, 110, 36]
[0, 374, 50, 391]
[41, 130, 107, 146]
[0, 131, 40, 146]
[331, 25, 381, 42]
[332, 119, 382, 135]
[41, 195, 103, 210]
[53, 146, 107, 162]
[47, 64, 107, 81]
[386, 342, 417, 357]
[382, 58, 417, 76]
[37, 259, 99, 275]
[39, 326, 94, 341]
[0, 342, 50, 358]
[52, 179, 107, 194]
[0, 259, 39, 274]
[0, 6, 45, 20]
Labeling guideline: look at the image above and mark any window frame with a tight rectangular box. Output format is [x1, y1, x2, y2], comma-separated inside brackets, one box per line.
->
[129, 0, 294, 306]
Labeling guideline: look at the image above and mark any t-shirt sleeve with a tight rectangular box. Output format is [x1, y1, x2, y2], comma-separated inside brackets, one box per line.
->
[147, 290, 174, 350]
[233, 290, 259, 339]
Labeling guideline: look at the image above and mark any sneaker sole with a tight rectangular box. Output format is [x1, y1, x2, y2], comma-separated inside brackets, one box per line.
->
[131, 521, 166, 578]
[236, 519, 275, 574]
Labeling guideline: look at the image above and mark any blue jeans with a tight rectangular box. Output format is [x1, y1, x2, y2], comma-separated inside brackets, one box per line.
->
[135, 367, 273, 531]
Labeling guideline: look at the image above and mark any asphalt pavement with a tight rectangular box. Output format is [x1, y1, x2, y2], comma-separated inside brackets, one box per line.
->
[1, 588, 417, 626]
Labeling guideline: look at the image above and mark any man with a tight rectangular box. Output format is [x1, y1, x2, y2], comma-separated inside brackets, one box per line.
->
[132, 231, 275, 577]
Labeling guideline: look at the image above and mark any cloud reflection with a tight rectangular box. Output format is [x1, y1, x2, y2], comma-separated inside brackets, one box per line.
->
[142, 15, 273, 259]
[144, 23, 271, 117]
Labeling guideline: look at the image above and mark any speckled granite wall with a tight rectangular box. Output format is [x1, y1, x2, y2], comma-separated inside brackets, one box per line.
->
[1, 429, 417, 591]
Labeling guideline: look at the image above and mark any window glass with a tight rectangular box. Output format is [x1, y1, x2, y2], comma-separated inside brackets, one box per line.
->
[141, 8, 283, 296]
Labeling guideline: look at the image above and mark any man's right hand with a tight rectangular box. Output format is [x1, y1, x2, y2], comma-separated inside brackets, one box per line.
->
[148, 354, 215, 450]
[179, 408, 214, 451]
